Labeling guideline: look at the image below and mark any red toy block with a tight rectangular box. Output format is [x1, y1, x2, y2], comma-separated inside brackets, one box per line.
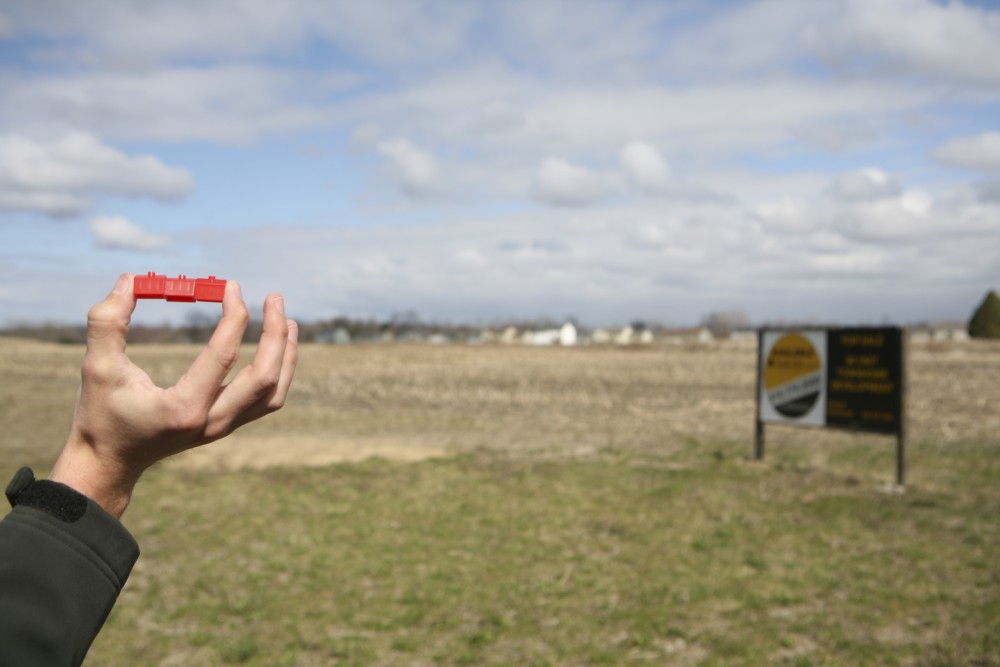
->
[164, 275, 197, 302]
[134, 272, 166, 298]
[194, 276, 226, 302]
[135, 272, 227, 303]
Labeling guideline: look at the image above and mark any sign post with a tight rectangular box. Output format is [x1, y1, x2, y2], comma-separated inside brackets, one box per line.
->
[755, 327, 906, 485]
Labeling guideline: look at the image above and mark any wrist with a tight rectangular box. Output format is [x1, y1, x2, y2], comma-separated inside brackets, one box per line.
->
[49, 440, 139, 519]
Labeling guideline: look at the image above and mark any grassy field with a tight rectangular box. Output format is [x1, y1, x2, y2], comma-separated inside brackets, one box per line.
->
[1, 338, 997, 666]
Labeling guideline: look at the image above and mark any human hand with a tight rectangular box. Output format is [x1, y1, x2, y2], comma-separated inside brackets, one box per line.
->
[49, 273, 299, 518]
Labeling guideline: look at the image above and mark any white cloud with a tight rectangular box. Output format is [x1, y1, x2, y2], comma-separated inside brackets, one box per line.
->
[16, 0, 997, 88]
[308, 1, 479, 69]
[620, 142, 670, 195]
[899, 189, 932, 217]
[0, 10, 11, 39]
[934, 132, 1000, 171]
[828, 168, 901, 201]
[804, 0, 1000, 84]
[365, 68, 933, 166]
[468, 104, 525, 137]
[377, 139, 443, 198]
[0, 133, 193, 217]
[199, 189, 1000, 327]
[754, 198, 820, 234]
[1, 66, 345, 144]
[491, 1, 674, 77]
[452, 248, 489, 270]
[3, 0, 309, 64]
[2, 1, 999, 327]
[350, 123, 383, 151]
[976, 180, 1000, 203]
[3, 0, 479, 70]
[532, 157, 610, 206]
[90, 215, 171, 251]
[630, 222, 669, 249]
[0, 191, 88, 217]
[0, 2, 948, 159]
[832, 188, 938, 242]
[657, 1, 835, 80]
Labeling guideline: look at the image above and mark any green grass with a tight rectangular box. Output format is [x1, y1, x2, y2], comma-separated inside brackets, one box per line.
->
[90, 438, 999, 666]
[4, 339, 995, 665]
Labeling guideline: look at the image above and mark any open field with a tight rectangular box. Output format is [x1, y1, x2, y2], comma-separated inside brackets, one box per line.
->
[1, 338, 998, 665]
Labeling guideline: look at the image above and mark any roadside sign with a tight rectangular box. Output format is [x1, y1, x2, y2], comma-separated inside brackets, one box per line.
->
[755, 327, 907, 485]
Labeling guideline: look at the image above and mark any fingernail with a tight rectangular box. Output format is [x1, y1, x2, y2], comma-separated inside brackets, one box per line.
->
[288, 320, 298, 343]
[112, 273, 130, 295]
[274, 294, 285, 315]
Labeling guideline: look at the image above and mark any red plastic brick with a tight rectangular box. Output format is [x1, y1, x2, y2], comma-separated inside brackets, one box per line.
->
[134, 272, 166, 298]
[194, 276, 226, 302]
[164, 275, 196, 302]
[134, 272, 227, 303]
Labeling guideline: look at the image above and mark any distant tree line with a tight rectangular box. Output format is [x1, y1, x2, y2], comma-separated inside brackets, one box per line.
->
[0, 319, 264, 345]
[5, 292, 995, 343]
[0, 315, 516, 345]
[1, 313, 654, 345]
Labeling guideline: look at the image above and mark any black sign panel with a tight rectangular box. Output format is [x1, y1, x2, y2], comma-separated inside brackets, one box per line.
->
[825, 327, 903, 434]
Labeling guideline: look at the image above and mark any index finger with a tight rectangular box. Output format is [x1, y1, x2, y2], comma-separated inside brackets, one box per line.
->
[177, 280, 250, 402]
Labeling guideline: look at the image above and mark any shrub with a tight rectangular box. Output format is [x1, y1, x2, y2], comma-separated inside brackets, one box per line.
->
[968, 289, 1000, 339]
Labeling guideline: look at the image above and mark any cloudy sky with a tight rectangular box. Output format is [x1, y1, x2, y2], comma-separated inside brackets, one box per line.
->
[1, 0, 999, 328]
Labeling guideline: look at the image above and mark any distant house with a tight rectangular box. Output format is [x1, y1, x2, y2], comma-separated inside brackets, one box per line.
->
[531, 329, 560, 345]
[934, 327, 969, 343]
[591, 328, 612, 344]
[560, 322, 578, 346]
[614, 326, 634, 345]
[607, 325, 654, 345]
[933, 327, 969, 342]
[499, 326, 519, 345]
[911, 324, 972, 343]
[531, 322, 578, 346]
[662, 326, 715, 345]
[315, 326, 351, 344]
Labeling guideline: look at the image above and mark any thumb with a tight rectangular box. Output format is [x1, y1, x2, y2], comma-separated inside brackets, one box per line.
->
[85, 273, 137, 357]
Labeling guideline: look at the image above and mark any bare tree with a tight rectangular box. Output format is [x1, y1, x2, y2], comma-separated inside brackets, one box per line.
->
[701, 309, 750, 339]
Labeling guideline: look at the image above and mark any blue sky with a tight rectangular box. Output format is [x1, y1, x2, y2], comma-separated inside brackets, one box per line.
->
[1, 0, 999, 328]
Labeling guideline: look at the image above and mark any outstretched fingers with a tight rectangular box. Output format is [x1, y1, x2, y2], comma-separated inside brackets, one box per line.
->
[205, 294, 298, 438]
[224, 319, 299, 432]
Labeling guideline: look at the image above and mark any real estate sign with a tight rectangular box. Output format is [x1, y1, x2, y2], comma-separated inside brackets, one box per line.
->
[756, 327, 906, 484]
[760, 330, 827, 427]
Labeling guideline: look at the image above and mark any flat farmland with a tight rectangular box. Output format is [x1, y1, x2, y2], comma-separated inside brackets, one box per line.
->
[1, 338, 998, 666]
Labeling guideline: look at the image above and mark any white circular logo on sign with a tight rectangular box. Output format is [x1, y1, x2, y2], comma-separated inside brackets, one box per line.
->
[760, 331, 826, 426]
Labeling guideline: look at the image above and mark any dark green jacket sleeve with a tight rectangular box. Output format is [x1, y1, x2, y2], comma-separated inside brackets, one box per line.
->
[0, 472, 140, 667]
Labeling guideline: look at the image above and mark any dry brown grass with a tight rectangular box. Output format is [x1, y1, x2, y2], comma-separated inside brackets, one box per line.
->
[2, 337, 999, 477]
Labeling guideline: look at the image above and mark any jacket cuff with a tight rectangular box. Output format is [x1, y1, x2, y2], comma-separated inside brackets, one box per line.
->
[5, 467, 139, 586]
